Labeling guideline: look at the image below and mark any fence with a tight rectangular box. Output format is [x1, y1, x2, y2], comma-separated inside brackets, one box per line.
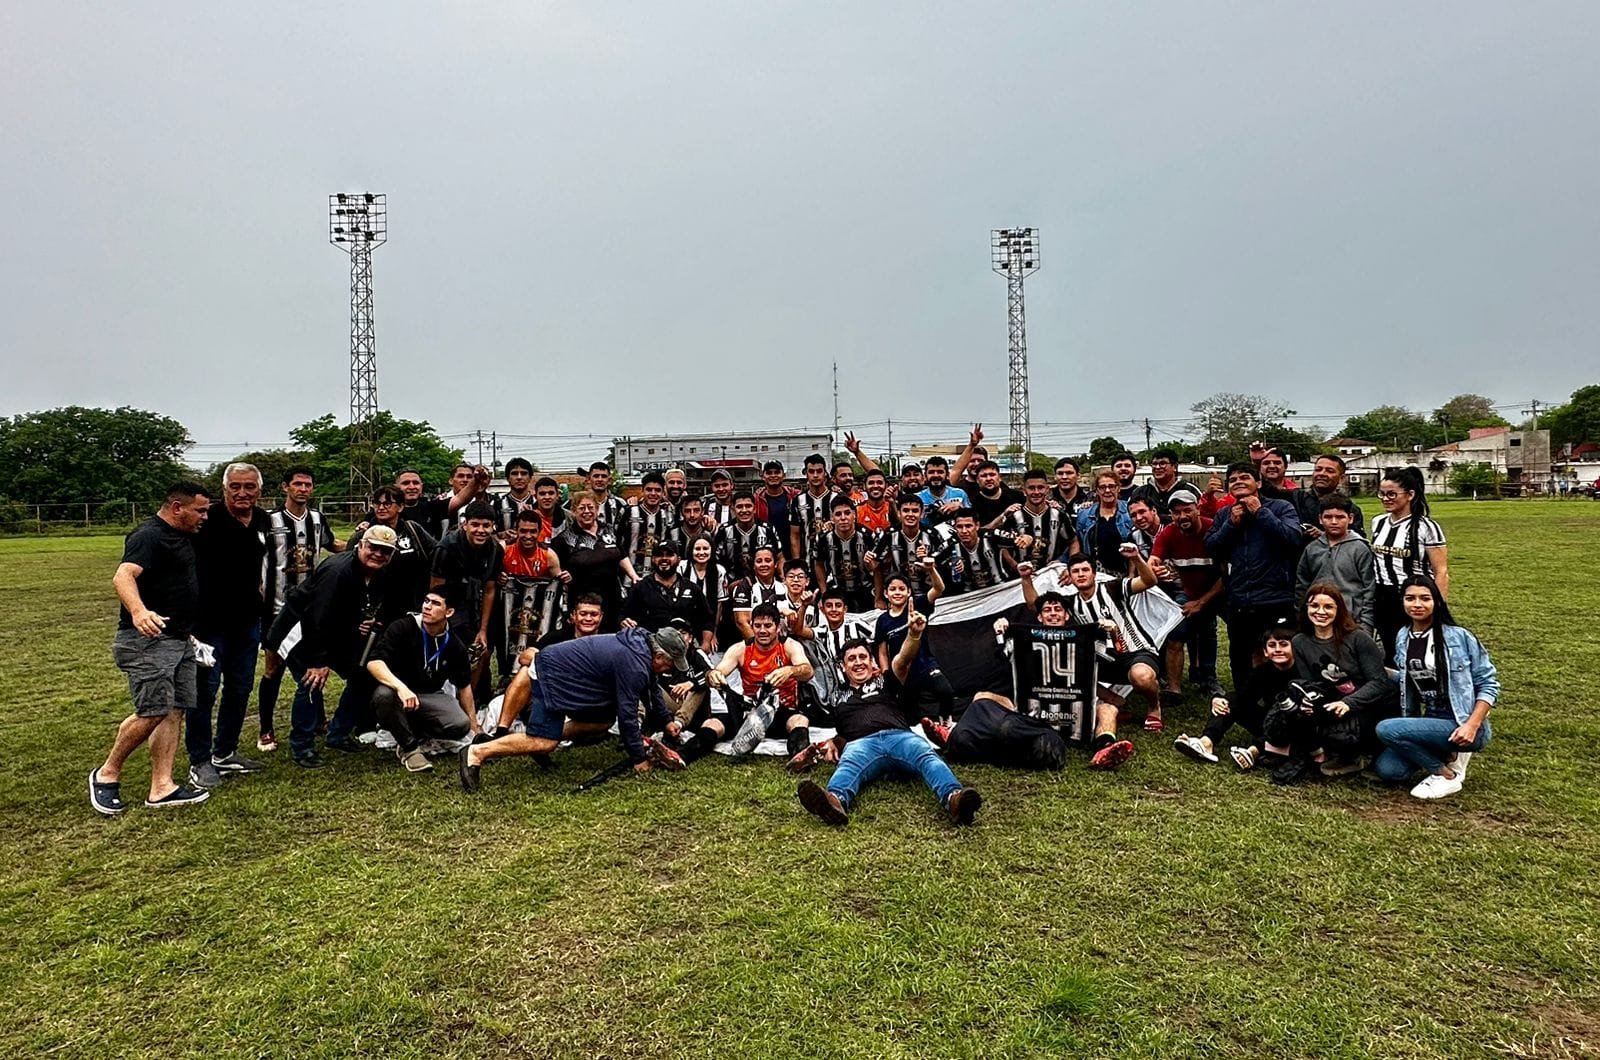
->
[0, 499, 373, 536]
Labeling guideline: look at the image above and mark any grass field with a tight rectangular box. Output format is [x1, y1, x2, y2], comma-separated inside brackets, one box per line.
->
[2, 501, 1597, 1059]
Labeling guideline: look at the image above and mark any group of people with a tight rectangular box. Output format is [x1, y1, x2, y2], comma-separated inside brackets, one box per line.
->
[88, 426, 1499, 825]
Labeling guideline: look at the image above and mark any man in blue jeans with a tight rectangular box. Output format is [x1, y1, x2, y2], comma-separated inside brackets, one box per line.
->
[796, 611, 983, 826]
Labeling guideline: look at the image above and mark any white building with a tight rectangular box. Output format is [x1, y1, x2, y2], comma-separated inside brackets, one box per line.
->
[611, 431, 833, 487]
[1343, 428, 1552, 495]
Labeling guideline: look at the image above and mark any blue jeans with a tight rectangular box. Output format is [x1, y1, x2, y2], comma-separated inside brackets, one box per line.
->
[285, 660, 373, 757]
[1373, 716, 1488, 781]
[189, 622, 260, 765]
[827, 728, 962, 810]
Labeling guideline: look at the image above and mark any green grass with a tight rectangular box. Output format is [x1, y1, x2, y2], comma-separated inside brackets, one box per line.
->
[2, 502, 1598, 1058]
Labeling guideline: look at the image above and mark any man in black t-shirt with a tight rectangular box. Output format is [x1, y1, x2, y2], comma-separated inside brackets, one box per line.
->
[91, 482, 214, 815]
[188, 462, 273, 789]
[393, 467, 476, 541]
[968, 460, 1025, 528]
[431, 500, 505, 700]
[793, 616, 983, 827]
[367, 590, 482, 772]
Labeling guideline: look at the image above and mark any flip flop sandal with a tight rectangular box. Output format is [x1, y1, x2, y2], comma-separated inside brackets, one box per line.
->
[1144, 713, 1164, 732]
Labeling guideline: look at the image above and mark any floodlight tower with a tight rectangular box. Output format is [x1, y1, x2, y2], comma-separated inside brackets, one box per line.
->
[329, 192, 387, 497]
[991, 227, 1039, 470]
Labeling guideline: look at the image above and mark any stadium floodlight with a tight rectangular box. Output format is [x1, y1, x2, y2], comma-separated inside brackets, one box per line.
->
[991, 227, 1040, 471]
[329, 193, 387, 497]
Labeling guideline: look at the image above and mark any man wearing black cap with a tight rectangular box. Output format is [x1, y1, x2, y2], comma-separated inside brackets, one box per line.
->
[705, 469, 736, 528]
[623, 540, 713, 650]
[458, 626, 691, 790]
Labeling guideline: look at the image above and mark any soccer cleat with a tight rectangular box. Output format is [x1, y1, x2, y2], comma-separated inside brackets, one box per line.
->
[646, 737, 687, 772]
[920, 717, 952, 749]
[785, 741, 827, 774]
[1088, 739, 1135, 771]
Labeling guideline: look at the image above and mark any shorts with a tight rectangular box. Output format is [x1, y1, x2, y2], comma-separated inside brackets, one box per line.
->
[112, 629, 197, 718]
[517, 679, 611, 741]
[1097, 650, 1160, 685]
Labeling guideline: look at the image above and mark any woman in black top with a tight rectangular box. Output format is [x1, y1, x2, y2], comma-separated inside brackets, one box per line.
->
[550, 495, 637, 632]
[1292, 581, 1398, 776]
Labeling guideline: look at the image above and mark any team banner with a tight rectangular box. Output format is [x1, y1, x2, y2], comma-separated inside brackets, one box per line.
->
[924, 564, 1066, 698]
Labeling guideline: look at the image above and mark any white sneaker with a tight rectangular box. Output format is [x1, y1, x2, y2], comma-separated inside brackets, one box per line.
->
[1450, 751, 1472, 781]
[1410, 772, 1464, 800]
[1173, 734, 1218, 764]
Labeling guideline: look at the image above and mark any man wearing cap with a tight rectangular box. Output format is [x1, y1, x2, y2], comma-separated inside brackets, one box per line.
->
[622, 540, 714, 649]
[704, 469, 736, 528]
[457, 626, 690, 790]
[1150, 487, 1225, 696]
[262, 527, 406, 767]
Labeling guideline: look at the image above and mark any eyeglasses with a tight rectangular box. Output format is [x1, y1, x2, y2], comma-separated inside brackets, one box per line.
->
[373, 500, 399, 508]
[1377, 490, 1402, 500]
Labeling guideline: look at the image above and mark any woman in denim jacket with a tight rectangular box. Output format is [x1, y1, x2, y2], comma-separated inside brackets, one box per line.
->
[1374, 574, 1499, 800]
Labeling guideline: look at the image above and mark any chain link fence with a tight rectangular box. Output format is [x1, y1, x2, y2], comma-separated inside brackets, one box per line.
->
[0, 498, 374, 536]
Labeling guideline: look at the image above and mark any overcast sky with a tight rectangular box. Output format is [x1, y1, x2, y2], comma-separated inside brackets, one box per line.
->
[3, 2, 1596, 469]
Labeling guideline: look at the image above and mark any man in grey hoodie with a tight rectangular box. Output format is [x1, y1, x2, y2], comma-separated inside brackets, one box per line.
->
[1295, 494, 1376, 632]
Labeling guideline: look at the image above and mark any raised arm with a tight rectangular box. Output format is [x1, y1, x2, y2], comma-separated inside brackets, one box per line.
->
[892, 610, 927, 684]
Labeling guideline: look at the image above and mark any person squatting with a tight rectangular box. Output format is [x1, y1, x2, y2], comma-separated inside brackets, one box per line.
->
[89, 434, 1495, 824]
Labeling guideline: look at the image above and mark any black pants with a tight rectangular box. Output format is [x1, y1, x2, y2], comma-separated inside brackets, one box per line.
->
[1373, 585, 1406, 660]
[945, 697, 1067, 770]
[1223, 603, 1296, 690]
[1202, 697, 1266, 749]
[372, 685, 471, 752]
[902, 669, 956, 719]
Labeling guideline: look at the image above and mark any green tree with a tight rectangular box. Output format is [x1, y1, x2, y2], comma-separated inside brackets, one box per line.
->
[1448, 461, 1502, 497]
[1086, 436, 1129, 467]
[1542, 385, 1600, 449]
[289, 412, 466, 497]
[1188, 392, 1296, 461]
[1433, 394, 1509, 437]
[1339, 405, 1441, 452]
[0, 406, 191, 504]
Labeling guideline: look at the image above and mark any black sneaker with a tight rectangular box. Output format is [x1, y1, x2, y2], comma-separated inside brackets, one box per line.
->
[212, 753, 265, 774]
[294, 752, 328, 769]
[1270, 756, 1318, 786]
[324, 736, 366, 753]
[89, 768, 126, 816]
[458, 744, 482, 794]
[797, 780, 848, 826]
[945, 787, 983, 825]
[145, 785, 211, 809]
[188, 761, 223, 789]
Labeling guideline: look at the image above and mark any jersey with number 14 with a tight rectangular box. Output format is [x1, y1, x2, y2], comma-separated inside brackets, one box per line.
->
[1004, 622, 1097, 744]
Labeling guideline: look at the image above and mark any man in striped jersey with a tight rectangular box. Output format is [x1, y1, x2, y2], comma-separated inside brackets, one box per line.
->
[676, 495, 715, 548]
[255, 466, 344, 753]
[492, 458, 539, 539]
[812, 495, 878, 612]
[790, 453, 841, 569]
[705, 469, 736, 528]
[712, 493, 780, 581]
[581, 462, 630, 530]
[1026, 548, 1163, 763]
[942, 509, 1018, 596]
[728, 545, 790, 640]
[1004, 469, 1075, 569]
[868, 495, 951, 603]
[1050, 457, 1093, 514]
[624, 472, 681, 571]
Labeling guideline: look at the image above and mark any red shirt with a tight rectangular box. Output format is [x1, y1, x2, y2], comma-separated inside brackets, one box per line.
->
[502, 542, 553, 579]
[856, 500, 892, 532]
[1150, 518, 1219, 600]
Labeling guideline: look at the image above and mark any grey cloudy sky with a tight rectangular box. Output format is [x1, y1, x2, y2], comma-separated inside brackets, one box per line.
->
[3, 1, 1596, 468]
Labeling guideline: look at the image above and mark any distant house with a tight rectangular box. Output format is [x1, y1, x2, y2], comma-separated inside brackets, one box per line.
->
[1326, 438, 1378, 458]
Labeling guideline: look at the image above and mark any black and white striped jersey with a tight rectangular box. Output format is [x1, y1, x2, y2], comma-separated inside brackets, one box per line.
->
[813, 526, 878, 595]
[1368, 513, 1446, 587]
[624, 503, 681, 569]
[493, 492, 539, 533]
[262, 507, 335, 621]
[712, 522, 780, 581]
[501, 575, 563, 657]
[943, 531, 1017, 595]
[704, 498, 734, 529]
[875, 525, 953, 596]
[791, 489, 841, 566]
[589, 493, 629, 531]
[728, 577, 790, 615]
[1069, 578, 1159, 656]
[1005, 504, 1075, 566]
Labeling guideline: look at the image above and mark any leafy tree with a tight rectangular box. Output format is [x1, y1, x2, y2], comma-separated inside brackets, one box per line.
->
[0, 406, 191, 504]
[1543, 385, 1600, 449]
[1448, 461, 1502, 497]
[1086, 436, 1129, 467]
[1188, 392, 1296, 461]
[1433, 394, 1508, 436]
[289, 412, 467, 497]
[1339, 405, 1441, 452]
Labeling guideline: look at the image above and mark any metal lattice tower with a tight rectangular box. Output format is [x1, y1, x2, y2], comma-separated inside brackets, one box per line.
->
[329, 193, 387, 497]
[991, 228, 1039, 470]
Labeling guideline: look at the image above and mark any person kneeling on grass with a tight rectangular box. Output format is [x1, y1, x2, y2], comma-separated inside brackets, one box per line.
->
[457, 626, 691, 792]
[795, 613, 983, 827]
[366, 589, 484, 773]
[1373, 574, 1498, 801]
[1174, 619, 1298, 772]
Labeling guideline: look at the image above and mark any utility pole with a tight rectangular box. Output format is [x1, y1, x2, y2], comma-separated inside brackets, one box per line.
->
[1143, 418, 1153, 455]
[886, 419, 894, 474]
[490, 431, 502, 474]
[991, 228, 1039, 473]
[1526, 399, 1542, 429]
[832, 361, 841, 454]
[329, 192, 387, 497]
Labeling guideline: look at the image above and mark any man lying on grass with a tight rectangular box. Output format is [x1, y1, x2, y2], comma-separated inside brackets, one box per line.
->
[794, 611, 983, 827]
[457, 626, 690, 792]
